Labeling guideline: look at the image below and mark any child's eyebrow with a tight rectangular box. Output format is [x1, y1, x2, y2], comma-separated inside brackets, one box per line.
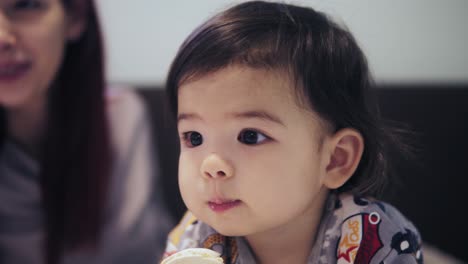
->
[177, 110, 285, 126]
[230, 110, 285, 127]
[177, 113, 201, 123]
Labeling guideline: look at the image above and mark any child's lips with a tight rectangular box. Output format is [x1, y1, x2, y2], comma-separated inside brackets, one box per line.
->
[207, 198, 242, 212]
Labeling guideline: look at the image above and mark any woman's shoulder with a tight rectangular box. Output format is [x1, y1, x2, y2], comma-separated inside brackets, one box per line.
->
[104, 86, 151, 148]
[105, 85, 148, 121]
[99, 86, 161, 244]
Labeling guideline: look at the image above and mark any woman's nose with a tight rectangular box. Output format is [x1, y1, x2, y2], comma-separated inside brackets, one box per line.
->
[0, 13, 15, 51]
[200, 153, 234, 180]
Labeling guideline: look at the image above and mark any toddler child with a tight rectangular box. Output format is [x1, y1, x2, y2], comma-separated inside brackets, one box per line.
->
[162, 1, 422, 263]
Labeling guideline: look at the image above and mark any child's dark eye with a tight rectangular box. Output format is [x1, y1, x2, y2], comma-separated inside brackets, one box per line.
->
[238, 129, 269, 145]
[182, 131, 203, 147]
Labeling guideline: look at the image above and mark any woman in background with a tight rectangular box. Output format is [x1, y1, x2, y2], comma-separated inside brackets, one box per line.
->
[0, 0, 171, 263]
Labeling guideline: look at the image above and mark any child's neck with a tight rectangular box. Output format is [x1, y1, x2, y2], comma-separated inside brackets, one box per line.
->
[245, 188, 329, 264]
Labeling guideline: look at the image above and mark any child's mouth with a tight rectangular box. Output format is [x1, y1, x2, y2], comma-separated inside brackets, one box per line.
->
[207, 199, 241, 212]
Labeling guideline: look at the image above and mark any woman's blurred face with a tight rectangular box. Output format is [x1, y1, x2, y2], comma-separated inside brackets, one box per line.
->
[0, 0, 85, 111]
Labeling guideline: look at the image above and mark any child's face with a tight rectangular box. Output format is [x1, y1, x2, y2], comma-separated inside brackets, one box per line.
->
[177, 65, 331, 237]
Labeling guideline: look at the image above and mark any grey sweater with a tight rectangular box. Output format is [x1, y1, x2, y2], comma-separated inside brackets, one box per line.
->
[0, 89, 172, 264]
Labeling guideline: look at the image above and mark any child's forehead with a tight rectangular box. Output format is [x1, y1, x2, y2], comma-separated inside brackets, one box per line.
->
[177, 66, 326, 128]
[178, 65, 313, 114]
[179, 66, 294, 98]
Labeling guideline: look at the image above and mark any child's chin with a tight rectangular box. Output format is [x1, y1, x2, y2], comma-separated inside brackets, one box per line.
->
[212, 224, 247, 237]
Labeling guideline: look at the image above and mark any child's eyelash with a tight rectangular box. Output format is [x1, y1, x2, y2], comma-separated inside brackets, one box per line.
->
[181, 131, 203, 147]
[238, 128, 272, 145]
[179, 128, 274, 147]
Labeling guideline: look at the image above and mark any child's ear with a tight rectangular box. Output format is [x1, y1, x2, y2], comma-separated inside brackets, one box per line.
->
[323, 128, 364, 189]
[65, 1, 88, 41]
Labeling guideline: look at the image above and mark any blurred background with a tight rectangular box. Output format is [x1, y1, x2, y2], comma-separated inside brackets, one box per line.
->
[96, 0, 468, 86]
[95, 1, 468, 263]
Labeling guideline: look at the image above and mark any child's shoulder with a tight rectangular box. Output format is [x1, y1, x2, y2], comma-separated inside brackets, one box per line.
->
[335, 193, 418, 233]
[325, 193, 423, 263]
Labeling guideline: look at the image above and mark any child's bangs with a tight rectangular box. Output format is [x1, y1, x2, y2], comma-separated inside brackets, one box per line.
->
[176, 21, 300, 90]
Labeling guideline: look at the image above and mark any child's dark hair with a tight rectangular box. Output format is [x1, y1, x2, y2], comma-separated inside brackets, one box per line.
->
[166, 1, 406, 197]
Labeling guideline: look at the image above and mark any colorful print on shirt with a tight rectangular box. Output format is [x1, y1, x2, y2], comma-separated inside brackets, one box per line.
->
[162, 192, 423, 264]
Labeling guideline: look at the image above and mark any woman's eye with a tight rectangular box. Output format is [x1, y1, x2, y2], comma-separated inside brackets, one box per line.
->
[13, 0, 42, 10]
[238, 129, 269, 145]
[182, 131, 203, 147]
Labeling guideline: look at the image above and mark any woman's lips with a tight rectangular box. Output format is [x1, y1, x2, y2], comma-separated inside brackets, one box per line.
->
[0, 62, 31, 82]
[207, 199, 242, 212]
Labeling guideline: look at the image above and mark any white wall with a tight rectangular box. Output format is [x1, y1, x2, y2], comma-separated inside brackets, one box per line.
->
[96, 0, 468, 86]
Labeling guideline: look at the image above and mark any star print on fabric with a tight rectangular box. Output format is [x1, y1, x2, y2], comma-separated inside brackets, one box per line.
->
[338, 243, 359, 262]
[337, 215, 363, 263]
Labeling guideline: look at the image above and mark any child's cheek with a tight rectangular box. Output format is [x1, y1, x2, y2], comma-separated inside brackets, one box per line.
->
[178, 154, 203, 204]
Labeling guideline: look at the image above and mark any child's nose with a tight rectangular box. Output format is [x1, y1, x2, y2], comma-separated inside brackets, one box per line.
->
[0, 13, 15, 51]
[200, 153, 234, 180]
